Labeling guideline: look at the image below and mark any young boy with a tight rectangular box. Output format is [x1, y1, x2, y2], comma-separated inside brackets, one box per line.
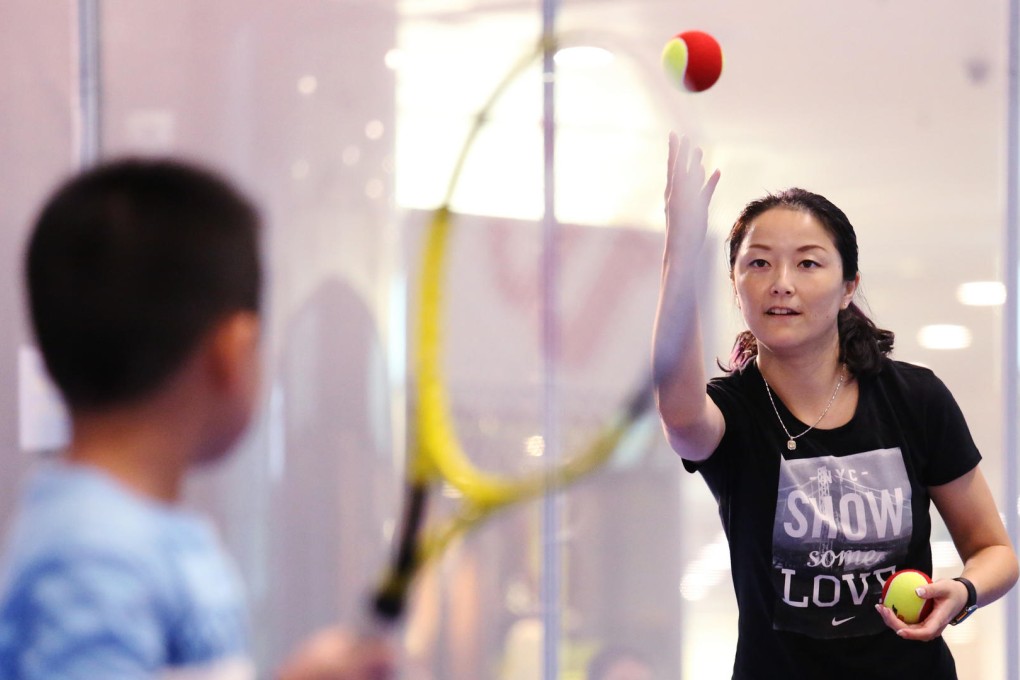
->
[0, 158, 392, 679]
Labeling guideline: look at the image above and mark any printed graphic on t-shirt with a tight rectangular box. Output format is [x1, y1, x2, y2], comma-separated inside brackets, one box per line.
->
[771, 448, 911, 638]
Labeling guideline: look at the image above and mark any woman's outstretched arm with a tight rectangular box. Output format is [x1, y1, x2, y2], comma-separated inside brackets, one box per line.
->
[652, 133, 726, 463]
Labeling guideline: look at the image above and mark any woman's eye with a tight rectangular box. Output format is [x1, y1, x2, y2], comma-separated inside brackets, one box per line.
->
[800, 260, 821, 268]
[748, 259, 768, 268]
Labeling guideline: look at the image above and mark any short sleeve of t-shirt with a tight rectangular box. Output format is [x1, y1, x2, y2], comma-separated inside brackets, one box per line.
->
[898, 363, 981, 486]
[0, 464, 251, 680]
[0, 553, 165, 679]
[680, 369, 753, 477]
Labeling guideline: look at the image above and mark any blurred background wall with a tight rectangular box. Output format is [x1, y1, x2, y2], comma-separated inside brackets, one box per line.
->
[0, 1, 1016, 678]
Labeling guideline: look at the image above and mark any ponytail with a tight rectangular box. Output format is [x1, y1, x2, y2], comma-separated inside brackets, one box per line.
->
[836, 302, 894, 376]
[721, 330, 757, 373]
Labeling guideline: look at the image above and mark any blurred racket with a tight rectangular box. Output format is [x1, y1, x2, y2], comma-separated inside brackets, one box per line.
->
[367, 33, 658, 628]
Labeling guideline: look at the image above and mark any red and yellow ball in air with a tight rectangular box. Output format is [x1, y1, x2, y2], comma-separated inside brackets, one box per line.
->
[661, 30, 723, 93]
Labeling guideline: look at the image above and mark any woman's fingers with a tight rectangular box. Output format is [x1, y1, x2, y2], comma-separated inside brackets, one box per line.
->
[703, 168, 722, 204]
[665, 132, 680, 202]
[676, 134, 691, 171]
[667, 134, 715, 197]
[664, 133, 719, 255]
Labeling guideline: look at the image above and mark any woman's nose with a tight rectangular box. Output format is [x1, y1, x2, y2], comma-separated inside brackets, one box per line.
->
[770, 266, 794, 295]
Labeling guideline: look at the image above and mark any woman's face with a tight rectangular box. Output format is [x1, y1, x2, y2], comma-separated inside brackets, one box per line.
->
[732, 207, 858, 360]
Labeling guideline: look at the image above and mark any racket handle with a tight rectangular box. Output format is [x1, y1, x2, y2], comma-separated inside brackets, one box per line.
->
[357, 596, 400, 640]
[361, 482, 426, 634]
[362, 565, 418, 637]
[370, 585, 407, 626]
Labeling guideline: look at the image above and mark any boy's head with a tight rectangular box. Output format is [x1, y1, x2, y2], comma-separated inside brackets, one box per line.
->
[26, 157, 262, 419]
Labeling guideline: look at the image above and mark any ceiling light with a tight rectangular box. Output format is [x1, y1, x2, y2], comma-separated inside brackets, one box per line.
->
[365, 120, 385, 140]
[342, 145, 361, 166]
[524, 435, 545, 458]
[365, 179, 385, 200]
[956, 281, 1005, 306]
[917, 324, 972, 350]
[297, 75, 318, 95]
[384, 48, 405, 71]
[553, 46, 614, 68]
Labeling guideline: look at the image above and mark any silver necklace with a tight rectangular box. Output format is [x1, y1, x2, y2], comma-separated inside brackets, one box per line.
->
[761, 364, 846, 451]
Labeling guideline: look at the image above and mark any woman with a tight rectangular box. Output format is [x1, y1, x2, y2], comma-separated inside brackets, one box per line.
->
[652, 134, 1018, 679]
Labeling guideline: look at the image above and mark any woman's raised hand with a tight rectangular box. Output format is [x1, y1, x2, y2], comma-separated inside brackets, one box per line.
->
[664, 132, 720, 258]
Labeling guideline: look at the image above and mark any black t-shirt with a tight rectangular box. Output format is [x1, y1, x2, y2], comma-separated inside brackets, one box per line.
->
[684, 358, 980, 680]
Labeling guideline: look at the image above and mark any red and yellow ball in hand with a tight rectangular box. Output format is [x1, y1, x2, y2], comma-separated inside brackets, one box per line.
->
[661, 30, 723, 92]
[880, 569, 934, 624]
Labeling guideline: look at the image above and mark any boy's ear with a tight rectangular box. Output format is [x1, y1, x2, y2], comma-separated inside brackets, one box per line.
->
[206, 311, 261, 392]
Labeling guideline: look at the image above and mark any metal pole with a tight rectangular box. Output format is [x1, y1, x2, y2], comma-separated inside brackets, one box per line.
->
[76, 0, 101, 167]
[1004, 0, 1019, 676]
[540, 0, 560, 678]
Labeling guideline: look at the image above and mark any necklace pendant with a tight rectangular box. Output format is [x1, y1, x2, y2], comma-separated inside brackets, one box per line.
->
[787, 439, 797, 451]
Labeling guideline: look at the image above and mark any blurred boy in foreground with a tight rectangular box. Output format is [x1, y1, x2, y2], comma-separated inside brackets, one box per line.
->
[0, 158, 392, 680]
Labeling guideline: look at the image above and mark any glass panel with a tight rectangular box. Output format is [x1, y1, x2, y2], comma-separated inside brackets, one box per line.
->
[98, 0, 401, 671]
[0, 2, 78, 523]
[0, 1, 1014, 678]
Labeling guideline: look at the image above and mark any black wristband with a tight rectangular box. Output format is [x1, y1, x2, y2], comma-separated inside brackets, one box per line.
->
[950, 577, 977, 625]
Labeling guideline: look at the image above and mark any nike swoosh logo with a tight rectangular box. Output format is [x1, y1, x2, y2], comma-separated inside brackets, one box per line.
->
[831, 616, 855, 626]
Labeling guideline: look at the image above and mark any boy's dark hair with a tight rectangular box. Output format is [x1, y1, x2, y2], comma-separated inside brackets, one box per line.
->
[722, 187, 894, 377]
[26, 157, 262, 410]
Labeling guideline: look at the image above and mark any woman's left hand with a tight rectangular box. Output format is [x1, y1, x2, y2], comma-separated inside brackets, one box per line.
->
[874, 578, 969, 641]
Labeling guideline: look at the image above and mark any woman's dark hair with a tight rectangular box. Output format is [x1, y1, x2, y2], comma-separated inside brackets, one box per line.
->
[26, 157, 262, 410]
[722, 187, 893, 376]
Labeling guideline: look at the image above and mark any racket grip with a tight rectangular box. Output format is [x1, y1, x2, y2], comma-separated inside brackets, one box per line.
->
[371, 583, 406, 623]
[357, 594, 401, 640]
[361, 482, 426, 635]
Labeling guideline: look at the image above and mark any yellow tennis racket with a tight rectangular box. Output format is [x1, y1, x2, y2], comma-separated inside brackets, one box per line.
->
[368, 34, 657, 627]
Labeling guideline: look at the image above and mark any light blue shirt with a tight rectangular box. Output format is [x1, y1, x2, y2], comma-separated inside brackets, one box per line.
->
[0, 462, 250, 679]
